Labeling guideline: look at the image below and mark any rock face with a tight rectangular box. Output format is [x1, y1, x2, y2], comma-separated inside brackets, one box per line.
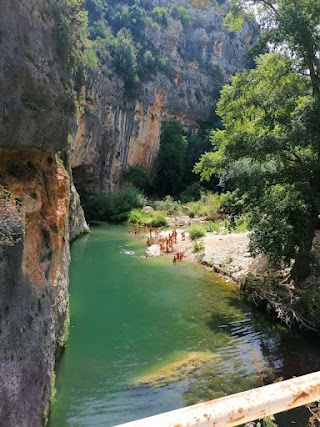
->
[0, 1, 87, 425]
[69, 182, 90, 241]
[72, 0, 258, 196]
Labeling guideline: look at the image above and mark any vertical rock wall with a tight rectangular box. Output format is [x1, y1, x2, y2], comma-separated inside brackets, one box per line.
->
[0, 150, 70, 427]
[0, 1, 86, 425]
[72, 0, 258, 196]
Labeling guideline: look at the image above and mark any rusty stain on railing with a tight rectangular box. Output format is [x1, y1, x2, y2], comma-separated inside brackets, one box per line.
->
[114, 371, 320, 427]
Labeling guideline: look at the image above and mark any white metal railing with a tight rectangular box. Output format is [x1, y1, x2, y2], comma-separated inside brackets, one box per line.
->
[114, 371, 320, 427]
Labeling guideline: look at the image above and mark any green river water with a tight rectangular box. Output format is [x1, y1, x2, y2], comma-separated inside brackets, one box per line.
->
[49, 224, 320, 427]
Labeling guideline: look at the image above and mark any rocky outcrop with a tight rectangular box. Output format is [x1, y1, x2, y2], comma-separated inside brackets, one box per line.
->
[0, 1, 85, 425]
[0, 149, 70, 427]
[72, 0, 258, 196]
[69, 182, 90, 240]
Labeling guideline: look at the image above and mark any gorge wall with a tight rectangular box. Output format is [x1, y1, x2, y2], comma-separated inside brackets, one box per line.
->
[72, 0, 258, 196]
[0, 1, 87, 425]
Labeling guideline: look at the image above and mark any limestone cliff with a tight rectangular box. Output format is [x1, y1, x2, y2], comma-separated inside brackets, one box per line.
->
[72, 0, 258, 196]
[0, 1, 87, 425]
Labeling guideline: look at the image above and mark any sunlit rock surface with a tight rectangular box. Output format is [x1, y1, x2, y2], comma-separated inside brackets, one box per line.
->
[72, 0, 258, 196]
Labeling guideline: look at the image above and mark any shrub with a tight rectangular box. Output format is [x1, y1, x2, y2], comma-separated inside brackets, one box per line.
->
[301, 289, 320, 325]
[219, 190, 245, 217]
[53, 0, 87, 70]
[233, 216, 248, 233]
[206, 194, 221, 220]
[109, 29, 139, 98]
[83, 187, 145, 222]
[205, 220, 221, 233]
[150, 212, 167, 227]
[179, 183, 202, 203]
[153, 196, 181, 215]
[127, 208, 144, 224]
[128, 209, 168, 227]
[193, 239, 205, 252]
[188, 224, 206, 240]
[186, 193, 220, 219]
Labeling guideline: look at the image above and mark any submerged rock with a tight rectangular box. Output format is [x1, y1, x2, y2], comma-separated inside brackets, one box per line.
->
[133, 351, 216, 387]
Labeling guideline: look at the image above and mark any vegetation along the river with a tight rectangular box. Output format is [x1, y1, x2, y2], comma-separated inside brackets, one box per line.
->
[81, 0, 320, 333]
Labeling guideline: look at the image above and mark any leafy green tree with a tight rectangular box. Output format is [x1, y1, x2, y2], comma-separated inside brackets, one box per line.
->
[111, 4, 147, 37]
[184, 128, 218, 189]
[54, 0, 87, 69]
[110, 29, 139, 96]
[170, 5, 190, 27]
[196, 0, 320, 282]
[123, 166, 150, 193]
[154, 121, 187, 196]
[139, 50, 157, 77]
[152, 7, 169, 27]
[82, 187, 144, 222]
[85, 0, 106, 24]
[225, 0, 320, 97]
[195, 53, 320, 281]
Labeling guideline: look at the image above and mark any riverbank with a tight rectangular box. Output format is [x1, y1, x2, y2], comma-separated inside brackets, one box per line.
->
[157, 222, 320, 333]
[167, 229, 251, 281]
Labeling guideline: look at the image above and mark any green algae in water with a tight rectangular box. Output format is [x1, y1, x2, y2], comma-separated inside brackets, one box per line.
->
[133, 350, 218, 387]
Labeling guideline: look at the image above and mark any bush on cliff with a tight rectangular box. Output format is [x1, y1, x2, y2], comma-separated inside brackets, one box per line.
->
[82, 187, 145, 222]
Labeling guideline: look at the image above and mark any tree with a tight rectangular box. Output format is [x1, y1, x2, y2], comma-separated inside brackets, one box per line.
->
[110, 29, 139, 97]
[195, 0, 320, 282]
[54, 0, 88, 69]
[170, 5, 190, 27]
[152, 7, 169, 27]
[195, 53, 320, 281]
[154, 121, 187, 196]
[225, 0, 320, 96]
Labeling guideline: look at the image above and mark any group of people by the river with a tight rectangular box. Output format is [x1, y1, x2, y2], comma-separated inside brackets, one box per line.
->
[128, 225, 186, 262]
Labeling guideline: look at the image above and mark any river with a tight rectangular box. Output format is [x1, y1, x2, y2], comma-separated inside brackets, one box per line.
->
[49, 224, 320, 427]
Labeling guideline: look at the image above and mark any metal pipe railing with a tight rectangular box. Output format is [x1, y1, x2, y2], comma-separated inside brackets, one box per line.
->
[115, 371, 320, 427]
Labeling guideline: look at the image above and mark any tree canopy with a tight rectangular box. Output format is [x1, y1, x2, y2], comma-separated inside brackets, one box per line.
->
[154, 121, 187, 197]
[194, 0, 320, 282]
[225, 0, 320, 95]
